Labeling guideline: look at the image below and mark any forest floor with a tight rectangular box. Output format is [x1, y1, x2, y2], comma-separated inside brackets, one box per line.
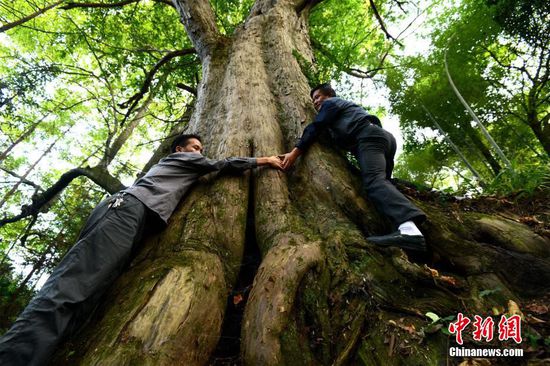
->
[208, 185, 550, 365]
[400, 184, 550, 240]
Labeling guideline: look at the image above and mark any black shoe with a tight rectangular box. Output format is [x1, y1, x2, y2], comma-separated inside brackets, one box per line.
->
[367, 231, 427, 252]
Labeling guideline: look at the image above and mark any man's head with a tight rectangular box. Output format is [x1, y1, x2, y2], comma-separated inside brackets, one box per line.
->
[171, 134, 203, 154]
[310, 83, 336, 111]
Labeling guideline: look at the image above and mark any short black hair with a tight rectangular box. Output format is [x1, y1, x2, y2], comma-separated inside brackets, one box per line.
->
[171, 133, 202, 153]
[310, 83, 336, 98]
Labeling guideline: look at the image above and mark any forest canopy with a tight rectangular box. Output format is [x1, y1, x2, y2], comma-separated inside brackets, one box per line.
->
[0, 0, 548, 359]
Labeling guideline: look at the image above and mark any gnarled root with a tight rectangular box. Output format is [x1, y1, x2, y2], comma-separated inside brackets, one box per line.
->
[241, 240, 323, 365]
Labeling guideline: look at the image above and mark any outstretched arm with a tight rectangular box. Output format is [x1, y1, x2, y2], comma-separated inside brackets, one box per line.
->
[199, 155, 282, 174]
[256, 156, 284, 170]
[281, 99, 340, 170]
[280, 148, 302, 170]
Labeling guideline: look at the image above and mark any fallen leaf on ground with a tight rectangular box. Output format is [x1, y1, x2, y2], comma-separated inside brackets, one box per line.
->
[519, 216, 543, 225]
[439, 275, 459, 286]
[508, 300, 524, 319]
[525, 303, 549, 314]
[426, 266, 439, 277]
[526, 315, 546, 324]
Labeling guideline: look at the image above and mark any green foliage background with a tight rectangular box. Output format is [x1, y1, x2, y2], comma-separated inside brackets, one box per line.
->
[0, 0, 548, 330]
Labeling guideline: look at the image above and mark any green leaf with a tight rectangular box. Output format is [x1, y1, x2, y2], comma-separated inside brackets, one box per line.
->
[425, 312, 440, 323]
[479, 287, 502, 298]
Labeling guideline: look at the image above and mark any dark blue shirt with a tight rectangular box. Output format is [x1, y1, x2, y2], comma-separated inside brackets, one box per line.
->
[295, 97, 381, 151]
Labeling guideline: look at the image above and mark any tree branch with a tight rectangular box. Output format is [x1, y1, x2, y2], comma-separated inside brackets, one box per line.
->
[60, 0, 140, 10]
[0, 215, 38, 266]
[171, 0, 221, 60]
[368, 0, 403, 47]
[152, 0, 176, 9]
[0, 120, 41, 163]
[0, 0, 64, 33]
[105, 78, 161, 164]
[65, 16, 119, 140]
[0, 166, 42, 189]
[391, 0, 407, 13]
[118, 48, 196, 123]
[0, 0, 175, 34]
[0, 166, 125, 228]
[295, 0, 324, 15]
[140, 102, 194, 175]
[60, 0, 175, 9]
[175, 83, 197, 96]
[0, 134, 63, 210]
[311, 37, 389, 79]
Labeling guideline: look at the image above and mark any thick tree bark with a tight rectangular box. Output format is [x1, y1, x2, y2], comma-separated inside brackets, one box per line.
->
[51, 1, 550, 365]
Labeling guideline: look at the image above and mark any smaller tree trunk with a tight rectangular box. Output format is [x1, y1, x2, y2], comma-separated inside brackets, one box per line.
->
[444, 48, 512, 168]
[528, 113, 550, 156]
[421, 104, 485, 185]
[464, 123, 502, 176]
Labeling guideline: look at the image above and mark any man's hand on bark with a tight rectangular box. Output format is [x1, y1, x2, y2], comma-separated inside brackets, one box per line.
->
[279, 148, 301, 171]
[257, 156, 284, 170]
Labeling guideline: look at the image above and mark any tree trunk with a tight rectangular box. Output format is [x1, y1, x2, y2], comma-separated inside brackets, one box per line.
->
[527, 112, 550, 157]
[52, 1, 550, 365]
[420, 104, 485, 185]
[463, 123, 502, 176]
[444, 48, 511, 169]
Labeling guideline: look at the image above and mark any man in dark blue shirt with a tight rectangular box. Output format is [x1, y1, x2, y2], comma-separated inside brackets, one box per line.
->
[280, 84, 427, 251]
[0, 134, 283, 366]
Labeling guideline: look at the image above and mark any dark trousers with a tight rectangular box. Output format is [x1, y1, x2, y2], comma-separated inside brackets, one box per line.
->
[354, 125, 426, 227]
[0, 193, 148, 366]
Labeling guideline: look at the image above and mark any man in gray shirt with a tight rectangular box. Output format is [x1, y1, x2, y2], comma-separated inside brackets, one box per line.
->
[0, 134, 283, 366]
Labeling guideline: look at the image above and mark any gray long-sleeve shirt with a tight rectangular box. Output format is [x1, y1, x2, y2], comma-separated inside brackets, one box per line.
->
[124, 152, 257, 223]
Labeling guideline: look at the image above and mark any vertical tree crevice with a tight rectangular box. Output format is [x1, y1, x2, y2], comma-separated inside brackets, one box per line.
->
[210, 144, 262, 365]
[42, 1, 550, 365]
